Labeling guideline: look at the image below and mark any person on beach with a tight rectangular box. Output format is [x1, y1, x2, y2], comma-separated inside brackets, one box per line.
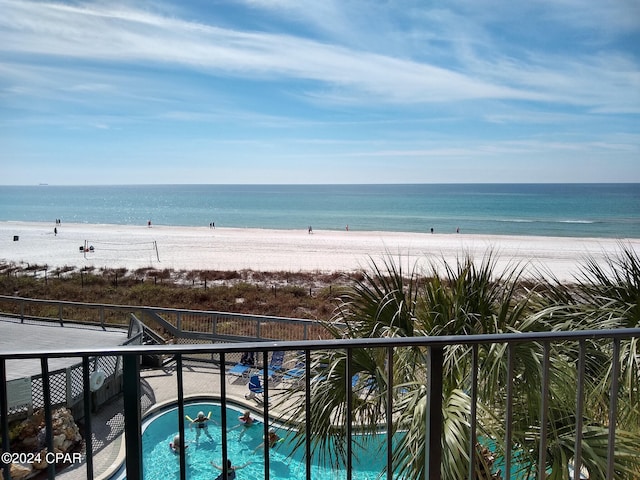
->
[54, 227, 57, 236]
[253, 428, 280, 453]
[229, 410, 254, 440]
[190, 411, 217, 443]
[210, 459, 251, 480]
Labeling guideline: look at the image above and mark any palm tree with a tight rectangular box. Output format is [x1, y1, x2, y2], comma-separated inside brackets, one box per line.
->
[275, 250, 640, 479]
[528, 244, 640, 478]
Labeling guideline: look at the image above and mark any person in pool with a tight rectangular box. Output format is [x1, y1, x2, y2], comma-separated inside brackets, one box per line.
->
[169, 434, 187, 453]
[190, 411, 217, 443]
[228, 410, 254, 440]
[210, 458, 251, 480]
[253, 428, 280, 453]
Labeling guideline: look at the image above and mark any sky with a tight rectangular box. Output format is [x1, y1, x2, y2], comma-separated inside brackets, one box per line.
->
[1, 0, 639, 185]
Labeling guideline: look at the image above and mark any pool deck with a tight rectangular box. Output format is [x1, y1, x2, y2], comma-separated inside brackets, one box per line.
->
[57, 360, 286, 480]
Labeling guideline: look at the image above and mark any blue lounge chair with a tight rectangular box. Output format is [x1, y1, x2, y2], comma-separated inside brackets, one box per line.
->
[282, 354, 305, 383]
[228, 351, 255, 380]
[245, 375, 264, 401]
[265, 350, 285, 379]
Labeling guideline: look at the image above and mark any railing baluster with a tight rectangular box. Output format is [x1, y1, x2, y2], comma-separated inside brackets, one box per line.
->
[220, 352, 229, 480]
[176, 354, 186, 480]
[305, 349, 312, 480]
[425, 345, 443, 480]
[386, 346, 394, 480]
[538, 341, 550, 478]
[606, 338, 621, 480]
[81, 357, 94, 480]
[1, 359, 10, 480]
[505, 343, 515, 480]
[262, 350, 270, 480]
[346, 348, 353, 480]
[122, 354, 142, 480]
[468, 344, 478, 480]
[573, 340, 586, 480]
[40, 358, 55, 479]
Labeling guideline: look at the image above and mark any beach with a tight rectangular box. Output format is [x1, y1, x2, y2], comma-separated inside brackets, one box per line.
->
[2, 221, 638, 282]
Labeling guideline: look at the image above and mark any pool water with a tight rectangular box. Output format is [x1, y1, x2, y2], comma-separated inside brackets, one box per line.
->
[120, 401, 390, 480]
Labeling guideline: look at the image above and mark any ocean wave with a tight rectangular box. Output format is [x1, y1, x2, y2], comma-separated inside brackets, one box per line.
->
[496, 219, 534, 223]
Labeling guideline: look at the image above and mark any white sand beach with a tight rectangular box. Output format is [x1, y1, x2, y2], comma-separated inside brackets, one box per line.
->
[1, 221, 638, 282]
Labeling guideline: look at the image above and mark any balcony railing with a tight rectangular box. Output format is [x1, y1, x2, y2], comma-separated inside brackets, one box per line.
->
[2, 327, 639, 480]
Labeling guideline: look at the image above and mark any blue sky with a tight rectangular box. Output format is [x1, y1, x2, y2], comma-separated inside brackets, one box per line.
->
[1, 0, 639, 185]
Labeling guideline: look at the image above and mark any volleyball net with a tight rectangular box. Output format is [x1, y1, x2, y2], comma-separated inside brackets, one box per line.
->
[80, 239, 160, 263]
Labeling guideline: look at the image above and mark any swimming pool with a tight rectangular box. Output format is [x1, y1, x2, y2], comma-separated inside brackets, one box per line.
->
[112, 401, 390, 480]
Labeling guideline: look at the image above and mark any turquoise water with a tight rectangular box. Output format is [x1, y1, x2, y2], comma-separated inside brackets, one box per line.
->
[108, 401, 580, 480]
[1, 184, 639, 238]
[114, 402, 390, 480]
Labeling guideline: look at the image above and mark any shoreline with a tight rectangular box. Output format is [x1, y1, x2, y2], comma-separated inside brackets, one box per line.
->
[2, 221, 639, 282]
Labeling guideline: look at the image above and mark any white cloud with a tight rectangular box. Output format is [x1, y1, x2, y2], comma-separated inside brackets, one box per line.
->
[3, 0, 625, 108]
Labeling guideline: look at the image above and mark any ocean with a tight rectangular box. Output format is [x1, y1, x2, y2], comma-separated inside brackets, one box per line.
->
[0, 184, 639, 238]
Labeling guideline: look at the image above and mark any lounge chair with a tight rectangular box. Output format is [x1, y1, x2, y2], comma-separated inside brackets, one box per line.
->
[245, 375, 264, 401]
[264, 350, 285, 379]
[282, 354, 306, 384]
[352, 373, 376, 397]
[228, 351, 256, 380]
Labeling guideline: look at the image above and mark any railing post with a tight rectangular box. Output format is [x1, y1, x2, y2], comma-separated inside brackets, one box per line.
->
[346, 349, 353, 480]
[123, 354, 142, 480]
[176, 355, 187, 480]
[386, 347, 394, 480]
[219, 353, 229, 480]
[606, 339, 621, 480]
[573, 340, 586, 480]
[505, 343, 515, 478]
[65, 368, 73, 409]
[82, 357, 94, 480]
[262, 350, 271, 480]
[538, 342, 551, 477]
[425, 345, 443, 480]
[40, 358, 55, 479]
[1, 359, 11, 480]
[468, 344, 479, 480]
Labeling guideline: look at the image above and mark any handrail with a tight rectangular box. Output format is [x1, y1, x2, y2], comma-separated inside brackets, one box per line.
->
[0, 294, 316, 325]
[0, 295, 325, 345]
[2, 327, 639, 359]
